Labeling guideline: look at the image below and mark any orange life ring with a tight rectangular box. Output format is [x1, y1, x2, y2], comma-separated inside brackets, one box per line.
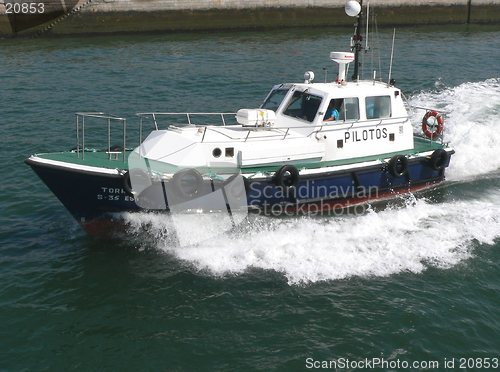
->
[421, 110, 444, 139]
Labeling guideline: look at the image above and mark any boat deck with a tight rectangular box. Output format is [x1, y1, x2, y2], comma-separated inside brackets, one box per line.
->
[34, 136, 447, 174]
[36, 150, 130, 170]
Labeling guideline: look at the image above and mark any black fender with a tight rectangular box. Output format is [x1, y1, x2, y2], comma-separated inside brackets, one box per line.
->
[429, 149, 449, 171]
[122, 168, 151, 195]
[273, 165, 300, 188]
[170, 168, 203, 199]
[387, 155, 408, 177]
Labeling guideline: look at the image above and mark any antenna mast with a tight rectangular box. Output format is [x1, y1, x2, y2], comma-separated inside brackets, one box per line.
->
[351, 0, 363, 81]
[388, 28, 396, 85]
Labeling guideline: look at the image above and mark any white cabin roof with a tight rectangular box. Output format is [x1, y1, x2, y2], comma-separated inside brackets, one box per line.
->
[292, 80, 400, 97]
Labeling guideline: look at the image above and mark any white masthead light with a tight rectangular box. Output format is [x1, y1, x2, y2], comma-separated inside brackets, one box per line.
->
[345, 0, 361, 17]
[304, 71, 315, 84]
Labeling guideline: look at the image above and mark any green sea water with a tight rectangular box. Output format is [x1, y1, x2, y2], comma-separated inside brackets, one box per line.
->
[1, 26, 500, 370]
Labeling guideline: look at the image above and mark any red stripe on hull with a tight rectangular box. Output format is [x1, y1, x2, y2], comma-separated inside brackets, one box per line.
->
[283, 181, 440, 214]
[82, 218, 127, 237]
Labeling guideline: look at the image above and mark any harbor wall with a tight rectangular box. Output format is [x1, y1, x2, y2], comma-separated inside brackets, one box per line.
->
[1, 0, 499, 36]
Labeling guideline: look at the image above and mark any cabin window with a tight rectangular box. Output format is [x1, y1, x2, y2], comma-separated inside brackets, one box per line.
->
[339, 97, 360, 121]
[365, 95, 392, 119]
[261, 88, 290, 112]
[323, 97, 359, 122]
[283, 90, 323, 122]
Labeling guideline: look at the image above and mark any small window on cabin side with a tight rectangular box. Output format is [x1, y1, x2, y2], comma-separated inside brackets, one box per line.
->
[283, 90, 323, 123]
[261, 88, 290, 112]
[365, 96, 392, 119]
[339, 97, 360, 121]
[324, 98, 359, 122]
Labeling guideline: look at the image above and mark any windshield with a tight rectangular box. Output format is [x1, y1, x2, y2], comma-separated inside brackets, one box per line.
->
[261, 88, 290, 112]
[283, 90, 323, 122]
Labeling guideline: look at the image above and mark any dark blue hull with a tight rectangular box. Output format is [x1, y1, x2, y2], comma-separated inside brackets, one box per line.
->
[26, 150, 453, 231]
[26, 159, 139, 225]
[246, 155, 451, 212]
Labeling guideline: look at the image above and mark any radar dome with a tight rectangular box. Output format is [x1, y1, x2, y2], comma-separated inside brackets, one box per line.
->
[345, 1, 361, 17]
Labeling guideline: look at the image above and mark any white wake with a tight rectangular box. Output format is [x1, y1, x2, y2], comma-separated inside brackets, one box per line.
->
[122, 191, 500, 284]
[409, 78, 500, 180]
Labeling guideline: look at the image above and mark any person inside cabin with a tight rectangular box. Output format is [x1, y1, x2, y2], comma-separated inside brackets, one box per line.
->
[323, 99, 340, 122]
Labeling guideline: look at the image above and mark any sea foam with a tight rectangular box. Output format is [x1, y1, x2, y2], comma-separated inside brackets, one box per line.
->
[409, 78, 500, 180]
[122, 191, 500, 284]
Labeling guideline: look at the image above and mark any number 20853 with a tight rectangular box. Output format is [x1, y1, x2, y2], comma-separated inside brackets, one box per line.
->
[5, 2, 45, 14]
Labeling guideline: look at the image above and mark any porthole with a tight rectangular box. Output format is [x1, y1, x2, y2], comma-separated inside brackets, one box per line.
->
[212, 148, 222, 158]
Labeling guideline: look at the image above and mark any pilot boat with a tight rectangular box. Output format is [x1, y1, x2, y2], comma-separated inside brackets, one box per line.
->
[26, 1, 454, 233]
